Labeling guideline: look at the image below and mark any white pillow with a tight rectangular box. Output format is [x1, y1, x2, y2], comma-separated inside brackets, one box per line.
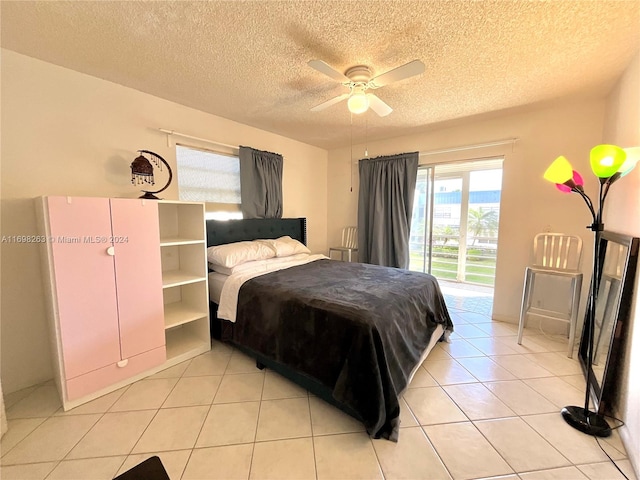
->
[209, 258, 269, 276]
[207, 240, 276, 268]
[210, 252, 311, 276]
[258, 236, 311, 257]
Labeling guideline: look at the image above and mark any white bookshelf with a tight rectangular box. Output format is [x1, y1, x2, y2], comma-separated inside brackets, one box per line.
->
[158, 201, 210, 366]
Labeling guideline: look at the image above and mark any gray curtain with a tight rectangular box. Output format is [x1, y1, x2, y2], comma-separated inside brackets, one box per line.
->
[357, 152, 419, 268]
[239, 146, 283, 219]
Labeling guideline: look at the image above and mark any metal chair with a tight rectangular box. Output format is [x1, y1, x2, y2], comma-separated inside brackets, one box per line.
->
[329, 226, 358, 262]
[517, 233, 584, 357]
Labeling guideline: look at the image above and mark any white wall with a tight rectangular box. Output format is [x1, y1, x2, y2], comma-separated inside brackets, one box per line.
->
[601, 50, 640, 476]
[0, 50, 328, 393]
[327, 100, 606, 325]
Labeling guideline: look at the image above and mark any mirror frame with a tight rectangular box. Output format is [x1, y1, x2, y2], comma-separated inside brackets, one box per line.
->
[579, 230, 639, 415]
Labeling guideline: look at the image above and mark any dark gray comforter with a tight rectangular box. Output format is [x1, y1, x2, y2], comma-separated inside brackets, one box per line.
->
[233, 259, 453, 440]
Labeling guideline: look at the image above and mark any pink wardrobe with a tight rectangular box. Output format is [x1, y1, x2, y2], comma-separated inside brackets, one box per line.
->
[37, 196, 166, 410]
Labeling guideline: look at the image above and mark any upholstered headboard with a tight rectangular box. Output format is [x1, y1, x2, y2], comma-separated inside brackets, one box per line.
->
[206, 218, 307, 247]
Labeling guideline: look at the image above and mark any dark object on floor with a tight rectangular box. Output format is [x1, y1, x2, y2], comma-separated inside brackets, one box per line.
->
[114, 455, 170, 480]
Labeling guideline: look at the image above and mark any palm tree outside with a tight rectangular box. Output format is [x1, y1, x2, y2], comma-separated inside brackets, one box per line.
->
[467, 208, 499, 245]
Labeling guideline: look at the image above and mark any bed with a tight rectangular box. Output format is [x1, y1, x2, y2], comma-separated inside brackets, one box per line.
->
[207, 217, 453, 441]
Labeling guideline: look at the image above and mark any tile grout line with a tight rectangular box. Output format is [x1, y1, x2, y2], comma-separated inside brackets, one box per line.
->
[403, 370, 478, 478]
[3, 382, 127, 471]
[44, 412, 107, 478]
[117, 378, 181, 470]
[65, 383, 132, 478]
[177, 352, 220, 480]
[245, 357, 268, 480]
[368, 436, 387, 480]
[305, 391, 319, 480]
[0, 416, 48, 462]
[417, 426, 457, 480]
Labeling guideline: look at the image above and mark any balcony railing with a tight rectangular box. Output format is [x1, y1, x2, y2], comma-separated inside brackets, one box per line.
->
[409, 234, 498, 286]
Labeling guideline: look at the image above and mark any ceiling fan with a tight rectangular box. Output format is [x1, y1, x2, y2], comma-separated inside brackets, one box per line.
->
[308, 59, 425, 117]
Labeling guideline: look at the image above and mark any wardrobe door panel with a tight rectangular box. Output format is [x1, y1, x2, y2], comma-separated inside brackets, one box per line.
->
[110, 199, 165, 360]
[46, 197, 120, 379]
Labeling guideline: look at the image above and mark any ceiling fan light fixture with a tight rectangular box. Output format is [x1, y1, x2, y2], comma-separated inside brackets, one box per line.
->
[309, 59, 424, 116]
[348, 90, 369, 114]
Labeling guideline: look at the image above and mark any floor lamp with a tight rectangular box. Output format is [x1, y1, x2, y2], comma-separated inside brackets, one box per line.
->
[543, 145, 638, 437]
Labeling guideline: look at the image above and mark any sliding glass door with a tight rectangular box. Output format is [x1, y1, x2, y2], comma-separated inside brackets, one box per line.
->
[410, 167, 434, 274]
[409, 158, 503, 286]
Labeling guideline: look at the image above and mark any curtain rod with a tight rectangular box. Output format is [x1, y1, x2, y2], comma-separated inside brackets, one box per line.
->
[419, 138, 519, 157]
[158, 128, 238, 151]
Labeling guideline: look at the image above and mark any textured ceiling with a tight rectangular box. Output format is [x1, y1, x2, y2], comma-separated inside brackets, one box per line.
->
[2, 1, 639, 149]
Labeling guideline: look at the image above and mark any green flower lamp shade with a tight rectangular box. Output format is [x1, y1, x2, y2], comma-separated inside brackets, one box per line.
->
[620, 147, 640, 177]
[590, 144, 626, 178]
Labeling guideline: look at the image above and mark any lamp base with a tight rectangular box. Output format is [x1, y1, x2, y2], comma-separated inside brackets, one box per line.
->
[561, 406, 611, 437]
[139, 192, 161, 200]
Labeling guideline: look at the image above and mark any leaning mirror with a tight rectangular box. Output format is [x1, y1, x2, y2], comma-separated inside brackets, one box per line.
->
[579, 230, 639, 415]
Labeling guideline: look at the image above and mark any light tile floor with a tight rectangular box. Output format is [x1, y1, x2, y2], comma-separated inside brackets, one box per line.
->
[1, 288, 637, 480]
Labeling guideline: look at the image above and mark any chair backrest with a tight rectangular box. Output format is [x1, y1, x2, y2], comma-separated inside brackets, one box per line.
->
[342, 226, 358, 249]
[532, 233, 583, 271]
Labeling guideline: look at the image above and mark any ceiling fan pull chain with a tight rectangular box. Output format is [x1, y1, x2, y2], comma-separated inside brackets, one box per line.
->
[350, 112, 353, 192]
[365, 117, 369, 157]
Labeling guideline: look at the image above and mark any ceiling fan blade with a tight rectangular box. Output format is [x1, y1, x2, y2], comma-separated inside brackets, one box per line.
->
[367, 94, 393, 117]
[310, 93, 350, 112]
[370, 60, 425, 88]
[308, 60, 350, 83]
